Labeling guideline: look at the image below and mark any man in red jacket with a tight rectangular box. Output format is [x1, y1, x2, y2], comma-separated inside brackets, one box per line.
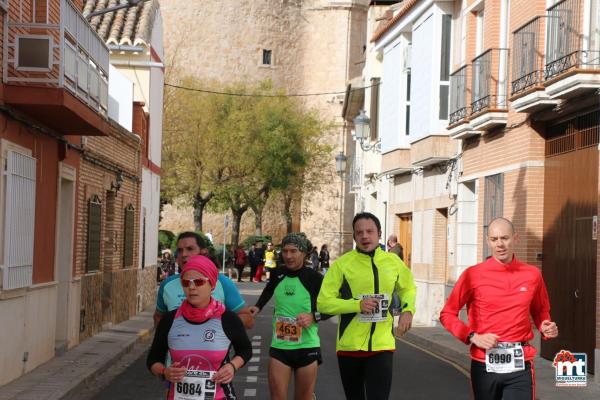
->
[440, 217, 558, 400]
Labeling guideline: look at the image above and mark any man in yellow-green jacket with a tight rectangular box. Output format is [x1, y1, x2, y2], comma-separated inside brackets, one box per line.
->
[317, 212, 416, 400]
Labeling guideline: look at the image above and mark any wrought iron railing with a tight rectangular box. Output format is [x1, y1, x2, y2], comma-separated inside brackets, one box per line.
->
[545, 50, 600, 79]
[471, 49, 509, 115]
[512, 16, 545, 94]
[449, 65, 470, 125]
[543, 0, 600, 79]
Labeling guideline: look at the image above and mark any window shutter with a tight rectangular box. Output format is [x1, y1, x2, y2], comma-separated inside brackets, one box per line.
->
[86, 195, 102, 271]
[123, 204, 135, 267]
[2, 151, 36, 289]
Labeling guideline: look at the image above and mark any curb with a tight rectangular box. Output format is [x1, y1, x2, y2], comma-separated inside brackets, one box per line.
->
[402, 331, 471, 372]
[61, 325, 155, 400]
[0, 312, 155, 400]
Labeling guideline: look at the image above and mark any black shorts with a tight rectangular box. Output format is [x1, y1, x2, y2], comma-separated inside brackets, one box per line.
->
[269, 347, 322, 369]
[471, 359, 535, 400]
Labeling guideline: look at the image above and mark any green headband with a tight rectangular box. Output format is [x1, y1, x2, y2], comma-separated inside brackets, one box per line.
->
[281, 232, 310, 253]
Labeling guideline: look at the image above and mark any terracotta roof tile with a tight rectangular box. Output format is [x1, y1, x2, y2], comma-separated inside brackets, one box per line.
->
[371, 0, 420, 43]
[83, 0, 159, 47]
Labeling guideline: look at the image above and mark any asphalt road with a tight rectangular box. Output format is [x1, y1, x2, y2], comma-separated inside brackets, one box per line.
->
[68, 281, 470, 399]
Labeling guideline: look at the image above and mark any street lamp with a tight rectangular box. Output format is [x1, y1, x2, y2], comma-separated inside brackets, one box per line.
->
[353, 109, 380, 153]
[335, 151, 347, 176]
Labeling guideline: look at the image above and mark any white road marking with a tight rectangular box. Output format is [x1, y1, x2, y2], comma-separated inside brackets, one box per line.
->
[250, 356, 260, 363]
[244, 388, 257, 397]
[252, 336, 261, 340]
[252, 348, 261, 354]
[246, 376, 258, 383]
[252, 341, 261, 346]
[248, 365, 258, 372]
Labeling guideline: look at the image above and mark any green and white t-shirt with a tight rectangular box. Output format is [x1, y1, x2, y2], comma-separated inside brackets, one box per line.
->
[255, 266, 325, 350]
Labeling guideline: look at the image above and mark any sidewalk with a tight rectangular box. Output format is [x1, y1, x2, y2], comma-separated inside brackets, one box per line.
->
[0, 311, 154, 400]
[403, 326, 599, 400]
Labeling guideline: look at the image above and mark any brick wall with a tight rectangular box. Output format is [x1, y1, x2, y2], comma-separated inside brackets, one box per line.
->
[460, 0, 549, 266]
[431, 209, 448, 283]
[75, 121, 142, 336]
[138, 266, 158, 312]
[80, 272, 102, 340]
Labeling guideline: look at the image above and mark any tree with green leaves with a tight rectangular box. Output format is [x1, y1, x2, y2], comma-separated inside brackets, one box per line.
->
[161, 78, 332, 245]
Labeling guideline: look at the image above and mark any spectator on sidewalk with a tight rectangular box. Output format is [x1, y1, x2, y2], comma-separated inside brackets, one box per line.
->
[250, 242, 266, 283]
[440, 217, 558, 400]
[234, 245, 247, 282]
[318, 244, 329, 275]
[154, 232, 255, 329]
[310, 246, 320, 271]
[264, 242, 277, 282]
[386, 234, 404, 261]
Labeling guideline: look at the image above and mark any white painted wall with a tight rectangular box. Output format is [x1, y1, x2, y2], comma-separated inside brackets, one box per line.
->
[455, 180, 478, 281]
[149, 9, 164, 167]
[411, 13, 436, 140]
[0, 286, 57, 385]
[392, 174, 413, 204]
[380, 39, 403, 153]
[141, 169, 161, 267]
[108, 65, 134, 131]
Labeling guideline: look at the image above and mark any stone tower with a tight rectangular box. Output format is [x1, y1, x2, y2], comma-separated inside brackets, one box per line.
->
[159, 0, 369, 255]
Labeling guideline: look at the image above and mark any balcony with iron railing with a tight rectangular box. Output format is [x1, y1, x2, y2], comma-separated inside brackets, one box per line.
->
[510, 16, 561, 113]
[449, 65, 469, 125]
[469, 48, 509, 131]
[543, 0, 600, 99]
[3, 0, 110, 136]
[447, 65, 481, 139]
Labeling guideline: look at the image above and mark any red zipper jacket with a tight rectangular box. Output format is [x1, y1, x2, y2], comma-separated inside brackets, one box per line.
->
[440, 256, 551, 362]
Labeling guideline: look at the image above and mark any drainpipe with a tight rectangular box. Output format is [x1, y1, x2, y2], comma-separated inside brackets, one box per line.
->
[383, 200, 388, 247]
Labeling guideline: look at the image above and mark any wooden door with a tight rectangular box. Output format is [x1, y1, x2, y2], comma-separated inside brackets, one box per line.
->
[542, 113, 598, 373]
[398, 214, 412, 268]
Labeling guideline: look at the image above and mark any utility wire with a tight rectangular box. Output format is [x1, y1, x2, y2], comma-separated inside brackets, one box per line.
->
[163, 81, 381, 98]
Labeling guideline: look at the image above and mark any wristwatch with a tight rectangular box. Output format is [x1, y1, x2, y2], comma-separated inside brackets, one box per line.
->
[313, 312, 322, 322]
[467, 331, 476, 344]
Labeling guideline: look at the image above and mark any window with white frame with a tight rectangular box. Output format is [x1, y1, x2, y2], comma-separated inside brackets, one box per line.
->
[591, 0, 600, 53]
[1, 149, 36, 290]
[483, 174, 503, 259]
[475, 9, 485, 56]
[439, 14, 452, 120]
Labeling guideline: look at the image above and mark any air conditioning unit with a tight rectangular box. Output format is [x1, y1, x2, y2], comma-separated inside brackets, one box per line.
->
[16, 35, 52, 71]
